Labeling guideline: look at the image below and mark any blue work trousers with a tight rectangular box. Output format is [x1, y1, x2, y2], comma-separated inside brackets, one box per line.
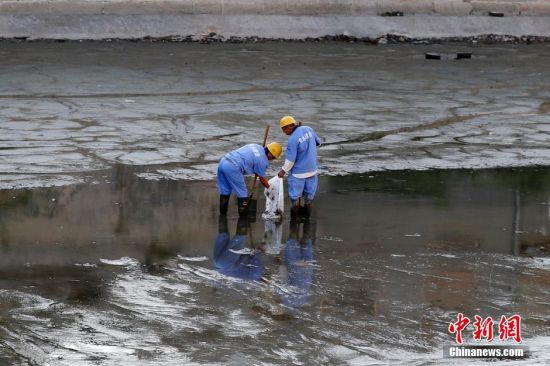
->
[288, 174, 318, 202]
[217, 158, 248, 198]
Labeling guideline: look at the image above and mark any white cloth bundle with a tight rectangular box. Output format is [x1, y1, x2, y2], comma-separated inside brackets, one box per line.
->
[262, 220, 283, 255]
[262, 176, 284, 221]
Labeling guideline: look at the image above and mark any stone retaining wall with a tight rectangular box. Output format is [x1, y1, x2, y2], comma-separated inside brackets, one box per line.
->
[1, 0, 550, 40]
[2, 1, 550, 16]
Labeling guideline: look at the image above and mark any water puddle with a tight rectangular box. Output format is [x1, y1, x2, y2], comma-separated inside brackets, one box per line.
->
[0, 166, 549, 364]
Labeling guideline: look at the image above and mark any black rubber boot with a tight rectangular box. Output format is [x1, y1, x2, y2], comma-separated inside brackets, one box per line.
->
[219, 195, 230, 215]
[290, 199, 300, 220]
[289, 220, 300, 239]
[236, 216, 249, 236]
[302, 219, 312, 241]
[237, 197, 249, 217]
[218, 214, 229, 234]
[303, 201, 313, 219]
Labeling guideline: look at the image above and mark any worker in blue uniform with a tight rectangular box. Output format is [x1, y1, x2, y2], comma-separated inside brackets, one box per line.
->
[277, 116, 321, 219]
[218, 142, 282, 216]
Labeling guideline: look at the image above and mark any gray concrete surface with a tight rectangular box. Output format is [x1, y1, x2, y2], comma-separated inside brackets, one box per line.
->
[1, 1, 550, 39]
[2, 13, 550, 40]
[2, 0, 550, 16]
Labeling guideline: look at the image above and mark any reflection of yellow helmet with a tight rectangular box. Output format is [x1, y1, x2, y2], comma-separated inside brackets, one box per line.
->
[266, 142, 282, 159]
[279, 115, 296, 129]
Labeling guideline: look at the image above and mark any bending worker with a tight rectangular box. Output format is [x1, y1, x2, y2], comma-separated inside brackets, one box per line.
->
[277, 115, 321, 219]
[218, 142, 282, 216]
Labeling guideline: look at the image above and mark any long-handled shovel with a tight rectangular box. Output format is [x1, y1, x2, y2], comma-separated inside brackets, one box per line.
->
[247, 125, 270, 219]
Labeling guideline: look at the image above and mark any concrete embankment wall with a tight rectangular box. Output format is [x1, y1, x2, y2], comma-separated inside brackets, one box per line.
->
[1, 0, 550, 40]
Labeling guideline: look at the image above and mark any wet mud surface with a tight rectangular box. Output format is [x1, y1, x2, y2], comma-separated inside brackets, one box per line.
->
[1, 167, 549, 365]
[1, 40, 550, 364]
[0, 41, 549, 188]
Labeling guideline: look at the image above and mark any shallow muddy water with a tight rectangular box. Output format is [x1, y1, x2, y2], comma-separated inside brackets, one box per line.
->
[0, 167, 549, 365]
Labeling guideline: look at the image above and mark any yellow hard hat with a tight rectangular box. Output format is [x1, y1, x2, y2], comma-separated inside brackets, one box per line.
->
[279, 115, 296, 129]
[266, 142, 282, 159]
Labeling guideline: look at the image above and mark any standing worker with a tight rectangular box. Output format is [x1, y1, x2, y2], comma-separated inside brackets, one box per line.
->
[277, 115, 321, 219]
[218, 142, 282, 216]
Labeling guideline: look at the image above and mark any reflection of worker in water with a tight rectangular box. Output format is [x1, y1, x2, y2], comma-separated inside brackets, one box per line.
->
[217, 142, 282, 217]
[277, 116, 321, 219]
[280, 220, 315, 308]
[213, 216, 264, 281]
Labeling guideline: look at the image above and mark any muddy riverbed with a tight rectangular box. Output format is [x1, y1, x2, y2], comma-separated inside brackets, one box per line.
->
[1, 41, 550, 364]
[0, 41, 549, 188]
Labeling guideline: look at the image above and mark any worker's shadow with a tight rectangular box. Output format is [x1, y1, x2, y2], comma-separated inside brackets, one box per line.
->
[213, 216, 264, 282]
[278, 219, 316, 309]
[212, 216, 316, 312]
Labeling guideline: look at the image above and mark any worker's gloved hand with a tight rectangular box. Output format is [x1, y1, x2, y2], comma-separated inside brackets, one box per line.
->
[259, 176, 270, 189]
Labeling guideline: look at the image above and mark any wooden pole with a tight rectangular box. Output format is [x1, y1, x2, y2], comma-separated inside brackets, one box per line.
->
[249, 125, 270, 199]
